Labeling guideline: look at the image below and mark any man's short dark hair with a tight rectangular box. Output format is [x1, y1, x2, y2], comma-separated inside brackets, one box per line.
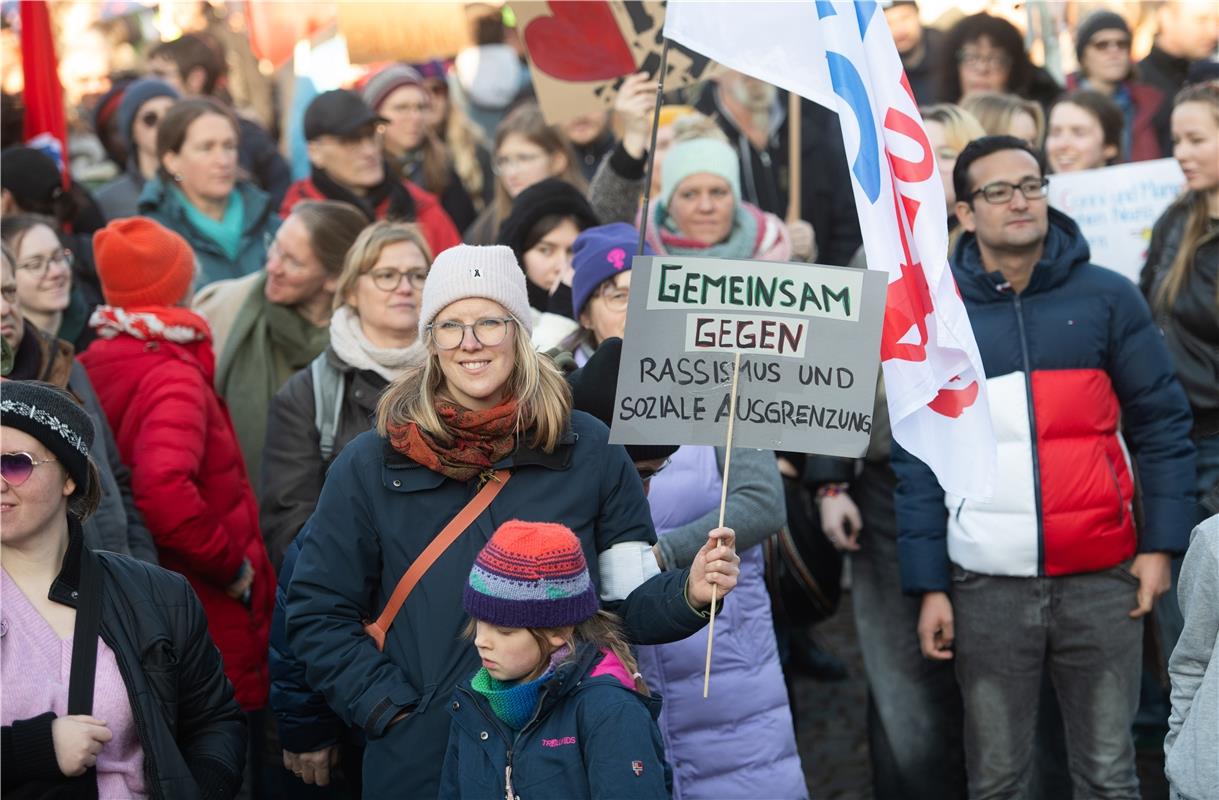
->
[952, 135, 1046, 207]
[148, 34, 225, 96]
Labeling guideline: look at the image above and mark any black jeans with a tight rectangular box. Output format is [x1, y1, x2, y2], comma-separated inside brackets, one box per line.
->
[951, 564, 1143, 800]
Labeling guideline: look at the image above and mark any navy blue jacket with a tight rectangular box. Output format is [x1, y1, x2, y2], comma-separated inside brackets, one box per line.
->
[894, 208, 1196, 594]
[285, 411, 710, 799]
[269, 536, 350, 753]
[440, 643, 671, 799]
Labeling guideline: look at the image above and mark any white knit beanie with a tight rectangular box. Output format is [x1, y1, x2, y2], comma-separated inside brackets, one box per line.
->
[419, 245, 534, 340]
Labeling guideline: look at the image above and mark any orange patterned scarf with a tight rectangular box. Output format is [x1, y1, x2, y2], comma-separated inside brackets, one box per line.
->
[388, 396, 519, 482]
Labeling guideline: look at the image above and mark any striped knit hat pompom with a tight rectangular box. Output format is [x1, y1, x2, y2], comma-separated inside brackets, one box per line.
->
[463, 520, 599, 629]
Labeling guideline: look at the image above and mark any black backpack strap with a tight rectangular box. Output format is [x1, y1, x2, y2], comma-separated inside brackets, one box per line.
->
[66, 549, 103, 715]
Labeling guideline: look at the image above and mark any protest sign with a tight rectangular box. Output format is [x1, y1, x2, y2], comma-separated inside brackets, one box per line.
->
[1048, 158, 1185, 284]
[610, 255, 888, 459]
[512, 1, 717, 124]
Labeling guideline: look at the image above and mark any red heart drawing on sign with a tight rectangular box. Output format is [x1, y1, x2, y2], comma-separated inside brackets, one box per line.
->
[523, 1, 637, 82]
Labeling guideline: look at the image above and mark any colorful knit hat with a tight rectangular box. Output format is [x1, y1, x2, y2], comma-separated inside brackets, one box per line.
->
[463, 520, 599, 628]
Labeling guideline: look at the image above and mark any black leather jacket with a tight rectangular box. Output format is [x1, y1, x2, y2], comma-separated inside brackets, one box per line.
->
[1, 521, 246, 799]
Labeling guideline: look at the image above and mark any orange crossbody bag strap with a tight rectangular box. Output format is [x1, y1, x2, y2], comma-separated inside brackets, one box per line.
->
[363, 469, 511, 652]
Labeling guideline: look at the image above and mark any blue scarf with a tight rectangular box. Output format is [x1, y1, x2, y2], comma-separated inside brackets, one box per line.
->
[174, 184, 244, 261]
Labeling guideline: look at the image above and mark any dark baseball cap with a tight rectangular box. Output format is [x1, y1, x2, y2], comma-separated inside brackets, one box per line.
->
[303, 89, 386, 140]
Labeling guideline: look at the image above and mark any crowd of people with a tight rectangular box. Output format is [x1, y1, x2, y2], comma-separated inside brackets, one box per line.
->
[0, 2, 1217, 799]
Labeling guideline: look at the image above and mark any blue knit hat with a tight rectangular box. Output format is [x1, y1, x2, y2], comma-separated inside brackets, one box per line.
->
[463, 520, 599, 629]
[571, 223, 650, 319]
[117, 79, 180, 148]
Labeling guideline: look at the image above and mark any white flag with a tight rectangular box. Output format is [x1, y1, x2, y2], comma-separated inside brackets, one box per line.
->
[665, 0, 995, 499]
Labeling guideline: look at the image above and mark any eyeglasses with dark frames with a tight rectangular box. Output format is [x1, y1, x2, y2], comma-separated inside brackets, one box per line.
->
[367, 267, 428, 292]
[15, 248, 73, 277]
[968, 177, 1049, 205]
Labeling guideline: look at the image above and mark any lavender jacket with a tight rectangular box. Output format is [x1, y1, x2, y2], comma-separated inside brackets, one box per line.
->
[636, 445, 807, 799]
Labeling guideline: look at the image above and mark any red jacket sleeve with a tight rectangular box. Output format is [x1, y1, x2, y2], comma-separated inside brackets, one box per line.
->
[405, 182, 461, 255]
[127, 364, 247, 586]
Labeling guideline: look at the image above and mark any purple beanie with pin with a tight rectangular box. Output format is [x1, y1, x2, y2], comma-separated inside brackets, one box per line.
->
[571, 223, 651, 319]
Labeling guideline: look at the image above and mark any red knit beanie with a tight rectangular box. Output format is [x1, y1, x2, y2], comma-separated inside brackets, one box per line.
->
[93, 217, 195, 308]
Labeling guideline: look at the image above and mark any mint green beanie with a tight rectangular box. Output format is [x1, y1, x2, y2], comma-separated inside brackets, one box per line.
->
[660, 137, 741, 208]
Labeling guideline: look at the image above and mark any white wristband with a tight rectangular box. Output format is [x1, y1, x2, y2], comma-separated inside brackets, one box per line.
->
[597, 541, 663, 602]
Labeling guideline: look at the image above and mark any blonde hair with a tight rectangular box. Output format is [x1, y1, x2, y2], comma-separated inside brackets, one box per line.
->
[920, 103, 988, 153]
[670, 113, 728, 145]
[375, 313, 573, 452]
[445, 105, 490, 212]
[962, 92, 1045, 145]
[332, 222, 433, 312]
[492, 102, 588, 226]
[1155, 81, 1219, 312]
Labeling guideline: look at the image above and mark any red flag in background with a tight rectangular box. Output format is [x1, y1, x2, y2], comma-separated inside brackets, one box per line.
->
[20, 0, 69, 187]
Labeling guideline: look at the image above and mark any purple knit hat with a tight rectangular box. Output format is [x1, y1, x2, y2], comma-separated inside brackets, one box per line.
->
[463, 520, 599, 628]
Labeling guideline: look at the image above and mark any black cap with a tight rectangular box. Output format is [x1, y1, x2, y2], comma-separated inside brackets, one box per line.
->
[0, 147, 64, 214]
[568, 338, 680, 463]
[303, 89, 386, 140]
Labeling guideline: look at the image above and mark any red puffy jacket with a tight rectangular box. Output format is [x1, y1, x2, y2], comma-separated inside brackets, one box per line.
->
[79, 307, 273, 711]
[280, 177, 461, 257]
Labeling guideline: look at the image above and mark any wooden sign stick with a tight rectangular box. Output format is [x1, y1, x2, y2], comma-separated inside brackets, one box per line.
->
[703, 350, 742, 698]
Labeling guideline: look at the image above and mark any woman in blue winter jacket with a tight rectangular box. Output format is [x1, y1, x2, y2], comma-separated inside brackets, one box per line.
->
[284, 244, 739, 798]
[442, 519, 671, 799]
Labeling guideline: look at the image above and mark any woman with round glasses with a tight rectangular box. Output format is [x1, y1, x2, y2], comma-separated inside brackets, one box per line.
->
[1, 381, 246, 799]
[262, 221, 433, 569]
[463, 102, 587, 245]
[194, 200, 368, 489]
[0, 214, 96, 353]
[285, 243, 740, 799]
[938, 13, 1060, 112]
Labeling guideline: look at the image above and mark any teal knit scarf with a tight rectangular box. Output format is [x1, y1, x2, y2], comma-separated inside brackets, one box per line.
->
[470, 645, 572, 730]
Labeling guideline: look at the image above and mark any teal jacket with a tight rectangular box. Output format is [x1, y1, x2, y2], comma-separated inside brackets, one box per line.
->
[138, 176, 279, 289]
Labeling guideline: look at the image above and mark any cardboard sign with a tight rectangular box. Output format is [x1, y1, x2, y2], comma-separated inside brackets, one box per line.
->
[610, 256, 888, 458]
[339, 3, 474, 64]
[1048, 158, 1185, 284]
[513, 0, 718, 124]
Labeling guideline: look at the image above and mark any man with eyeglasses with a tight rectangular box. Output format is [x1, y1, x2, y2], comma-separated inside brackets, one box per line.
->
[892, 135, 1196, 798]
[280, 90, 461, 258]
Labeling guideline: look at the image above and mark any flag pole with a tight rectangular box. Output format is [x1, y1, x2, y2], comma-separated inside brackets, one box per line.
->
[787, 92, 801, 224]
[636, 38, 671, 257]
[703, 350, 741, 698]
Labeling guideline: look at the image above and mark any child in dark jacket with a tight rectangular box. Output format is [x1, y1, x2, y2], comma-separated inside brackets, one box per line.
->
[440, 520, 671, 800]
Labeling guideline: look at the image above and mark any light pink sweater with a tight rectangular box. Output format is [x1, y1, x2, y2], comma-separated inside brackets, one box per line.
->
[1, 568, 147, 798]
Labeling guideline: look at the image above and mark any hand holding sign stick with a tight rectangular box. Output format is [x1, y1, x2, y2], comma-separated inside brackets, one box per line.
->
[703, 350, 742, 698]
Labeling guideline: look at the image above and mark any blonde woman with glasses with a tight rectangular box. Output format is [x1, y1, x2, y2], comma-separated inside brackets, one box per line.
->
[284, 244, 740, 799]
